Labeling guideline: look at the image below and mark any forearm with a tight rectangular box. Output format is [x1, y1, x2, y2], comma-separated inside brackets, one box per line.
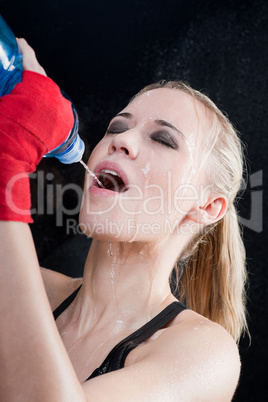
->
[0, 221, 85, 401]
[0, 37, 88, 400]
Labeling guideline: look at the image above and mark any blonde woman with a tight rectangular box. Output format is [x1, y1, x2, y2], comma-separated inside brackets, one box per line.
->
[0, 39, 247, 401]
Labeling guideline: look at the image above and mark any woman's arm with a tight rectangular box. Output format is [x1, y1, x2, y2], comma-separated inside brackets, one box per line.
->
[0, 222, 85, 401]
[0, 39, 84, 401]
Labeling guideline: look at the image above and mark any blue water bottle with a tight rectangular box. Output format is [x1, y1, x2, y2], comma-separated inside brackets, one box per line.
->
[0, 15, 85, 164]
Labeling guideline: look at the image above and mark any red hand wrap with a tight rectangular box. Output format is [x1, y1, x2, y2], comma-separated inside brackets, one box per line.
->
[0, 71, 74, 222]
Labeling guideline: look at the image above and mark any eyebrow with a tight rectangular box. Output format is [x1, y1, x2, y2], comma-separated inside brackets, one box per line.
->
[115, 112, 185, 141]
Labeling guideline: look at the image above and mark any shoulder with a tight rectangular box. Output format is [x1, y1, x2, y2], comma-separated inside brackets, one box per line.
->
[127, 308, 240, 401]
[40, 267, 83, 311]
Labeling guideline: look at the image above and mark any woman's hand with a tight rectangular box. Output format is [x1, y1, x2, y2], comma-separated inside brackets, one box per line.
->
[0, 40, 74, 222]
[17, 37, 47, 76]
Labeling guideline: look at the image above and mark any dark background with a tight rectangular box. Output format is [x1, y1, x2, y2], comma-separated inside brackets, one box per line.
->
[1, 0, 267, 400]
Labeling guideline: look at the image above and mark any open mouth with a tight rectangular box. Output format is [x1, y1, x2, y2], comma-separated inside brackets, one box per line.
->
[97, 169, 128, 193]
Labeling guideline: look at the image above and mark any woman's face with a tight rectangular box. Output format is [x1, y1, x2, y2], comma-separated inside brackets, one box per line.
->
[79, 88, 210, 242]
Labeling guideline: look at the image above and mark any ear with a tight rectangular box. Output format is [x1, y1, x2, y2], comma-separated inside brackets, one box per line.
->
[188, 194, 228, 225]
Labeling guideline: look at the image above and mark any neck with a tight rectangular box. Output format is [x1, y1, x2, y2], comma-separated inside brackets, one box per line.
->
[77, 237, 181, 330]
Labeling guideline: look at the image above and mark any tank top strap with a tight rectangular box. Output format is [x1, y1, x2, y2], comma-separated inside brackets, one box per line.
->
[87, 301, 188, 380]
[53, 284, 82, 320]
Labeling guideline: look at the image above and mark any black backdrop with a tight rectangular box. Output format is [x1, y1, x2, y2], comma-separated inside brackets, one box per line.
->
[1, 0, 267, 400]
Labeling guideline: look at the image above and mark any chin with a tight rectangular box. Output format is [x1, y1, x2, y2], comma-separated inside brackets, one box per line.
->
[78, 209, 131, 241]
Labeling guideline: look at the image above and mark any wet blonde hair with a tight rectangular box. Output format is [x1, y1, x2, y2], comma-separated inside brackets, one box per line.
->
[133, 81, 248, 342]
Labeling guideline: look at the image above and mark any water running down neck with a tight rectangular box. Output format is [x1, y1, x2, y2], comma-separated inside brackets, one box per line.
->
[107, 241, 113, 256]
[79, 160, 104, 187]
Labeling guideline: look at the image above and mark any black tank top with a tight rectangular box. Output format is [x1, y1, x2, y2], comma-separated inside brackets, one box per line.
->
[53, 285, 187, 381]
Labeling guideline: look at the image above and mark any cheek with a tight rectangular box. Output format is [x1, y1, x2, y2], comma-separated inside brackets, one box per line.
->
[87, 140, 107, 168]
[151, 166, 199, 220]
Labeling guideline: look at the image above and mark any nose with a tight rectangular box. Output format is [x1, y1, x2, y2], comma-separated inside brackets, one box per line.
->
[107, 131, 139, 159]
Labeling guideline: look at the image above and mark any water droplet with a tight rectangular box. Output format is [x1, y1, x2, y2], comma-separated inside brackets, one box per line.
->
[107, 241, 113, 256]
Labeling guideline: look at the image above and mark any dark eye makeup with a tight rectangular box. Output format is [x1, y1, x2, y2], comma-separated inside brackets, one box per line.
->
[106, 120, 179, 150]
[106, 122, 129, 134]
[150, 131, 178, 149]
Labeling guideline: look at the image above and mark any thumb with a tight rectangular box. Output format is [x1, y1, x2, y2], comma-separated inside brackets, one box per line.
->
[16, 38, 47, 77]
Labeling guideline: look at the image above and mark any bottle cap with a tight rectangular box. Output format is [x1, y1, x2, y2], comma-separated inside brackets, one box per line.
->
[44, 105, 85, 164]
[55, 134, 85, 164]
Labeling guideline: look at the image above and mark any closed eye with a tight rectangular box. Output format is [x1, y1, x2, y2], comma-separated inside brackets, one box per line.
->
[106, 120, 179, 150]
[106, 122, 129, 135]
[150, 131, 179, 149]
